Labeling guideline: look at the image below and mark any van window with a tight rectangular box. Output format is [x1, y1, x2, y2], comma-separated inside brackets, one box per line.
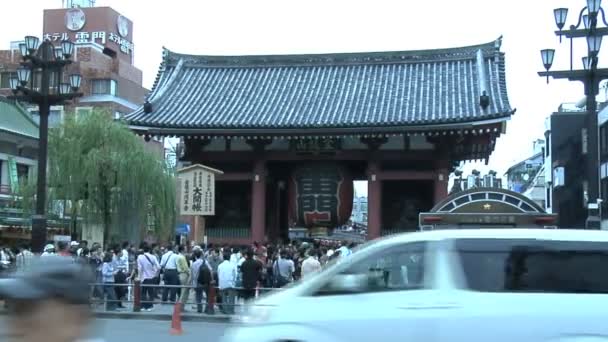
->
[454, 238, 608, 293]
[316, 242, 428, 296]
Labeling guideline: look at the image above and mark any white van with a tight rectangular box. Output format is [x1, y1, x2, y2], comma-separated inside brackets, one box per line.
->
[221, 229, 608, 342]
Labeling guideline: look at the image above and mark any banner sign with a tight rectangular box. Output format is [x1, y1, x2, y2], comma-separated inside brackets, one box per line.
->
[7, 157, 18, 193]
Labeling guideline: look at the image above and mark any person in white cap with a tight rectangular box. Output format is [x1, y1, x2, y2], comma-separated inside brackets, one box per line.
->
[41, 244, 55, 257]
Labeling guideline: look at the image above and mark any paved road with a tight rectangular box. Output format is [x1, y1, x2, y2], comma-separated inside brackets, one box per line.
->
[0, 317, 231, 341]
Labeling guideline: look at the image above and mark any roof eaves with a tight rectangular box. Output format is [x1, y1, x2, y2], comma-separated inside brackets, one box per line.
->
[129, 116, 510, 136]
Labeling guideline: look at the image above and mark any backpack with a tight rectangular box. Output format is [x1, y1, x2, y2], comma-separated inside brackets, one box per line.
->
[273, 260, 290, 287]
[197, 261, 212, 286]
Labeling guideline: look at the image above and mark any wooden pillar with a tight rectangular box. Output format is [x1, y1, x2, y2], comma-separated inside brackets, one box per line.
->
[251, 160, 266, 243]
[367, 161, 382, 240]
[434, 169, 449, 205]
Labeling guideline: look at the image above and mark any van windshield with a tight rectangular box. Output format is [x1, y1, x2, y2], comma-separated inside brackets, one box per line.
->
[453, 238, 608, 294]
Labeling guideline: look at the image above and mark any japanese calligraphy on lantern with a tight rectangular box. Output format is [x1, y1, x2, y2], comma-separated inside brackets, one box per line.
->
[177, 164, 223, 216]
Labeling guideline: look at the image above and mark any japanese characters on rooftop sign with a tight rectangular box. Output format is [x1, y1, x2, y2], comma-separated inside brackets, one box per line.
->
[178, 164, 223, 216]
[43, 7, 134, 57]
[44, 31, 134, 55]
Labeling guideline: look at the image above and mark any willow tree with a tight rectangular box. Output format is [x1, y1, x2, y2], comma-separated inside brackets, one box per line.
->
[48, 110, 176, 244]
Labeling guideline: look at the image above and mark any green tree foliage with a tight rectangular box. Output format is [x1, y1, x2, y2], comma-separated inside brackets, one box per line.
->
[48, 110, 176, 244]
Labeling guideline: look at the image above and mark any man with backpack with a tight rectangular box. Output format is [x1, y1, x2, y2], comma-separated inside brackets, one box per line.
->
[196, 251, 215, 315]
[273, 250, 295, 288]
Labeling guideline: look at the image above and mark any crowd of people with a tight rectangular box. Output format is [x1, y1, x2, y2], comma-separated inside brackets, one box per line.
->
[0, 238, 358, 314]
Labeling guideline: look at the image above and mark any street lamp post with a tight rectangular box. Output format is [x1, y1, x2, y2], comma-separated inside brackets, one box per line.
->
[538, 0, 608, 229]
[8, 36, 82, 253]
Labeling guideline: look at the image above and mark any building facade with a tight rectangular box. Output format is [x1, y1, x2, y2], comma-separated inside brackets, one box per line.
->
[0, 98, 38, 203]
[0, 4, 147, 124]
[504, 139, 546, 208]
[126, 38, 514, 244]
[544, 102, 590, 228]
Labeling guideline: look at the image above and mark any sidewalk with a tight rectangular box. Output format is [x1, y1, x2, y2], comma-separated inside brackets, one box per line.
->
[91, 301, 234, 322]
[0, 301, 234, 323]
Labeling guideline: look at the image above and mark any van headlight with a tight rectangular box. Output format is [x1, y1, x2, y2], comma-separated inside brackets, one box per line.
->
[232, 305, 274, 324]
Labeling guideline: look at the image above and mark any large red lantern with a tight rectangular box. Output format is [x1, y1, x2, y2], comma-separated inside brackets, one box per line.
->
[288, 163, 354, 236]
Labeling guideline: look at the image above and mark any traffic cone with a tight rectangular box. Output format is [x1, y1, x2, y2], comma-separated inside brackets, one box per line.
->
[170, 302, 183, 335]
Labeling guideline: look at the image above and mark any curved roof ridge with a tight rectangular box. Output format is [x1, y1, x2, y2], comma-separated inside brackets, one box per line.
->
[0, 96, 39, 139]
[162, 37, 503, 68]
[148, 56, 184, 104]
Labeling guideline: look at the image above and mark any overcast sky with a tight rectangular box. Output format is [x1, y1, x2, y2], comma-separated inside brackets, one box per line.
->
[2, 0, 599, 195]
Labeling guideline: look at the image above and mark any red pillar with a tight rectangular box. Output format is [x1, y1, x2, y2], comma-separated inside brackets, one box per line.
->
[367, 161, 382, 240]
[251, 160, 266, 243]
[434, 169, 449, 205]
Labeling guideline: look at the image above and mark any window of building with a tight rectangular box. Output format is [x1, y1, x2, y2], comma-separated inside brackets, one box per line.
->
[553, 167, 565, 187]
[30, 110, 63, 127]
[545, 186, 551, 208]
[91, 79, 117, 96]
[316, 242, 428, 296]
[16, 164, 29, 181]
[455, 238, 608, 293]
[545, 134, 551, 157]
[0, 72, 17, 88]
[76, 107, 93, 118]
[602, 178, 608, 217]
[602, 124, 608, 156]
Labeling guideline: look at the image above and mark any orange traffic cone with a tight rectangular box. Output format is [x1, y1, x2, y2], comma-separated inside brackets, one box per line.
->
[170, 302, 183, 335]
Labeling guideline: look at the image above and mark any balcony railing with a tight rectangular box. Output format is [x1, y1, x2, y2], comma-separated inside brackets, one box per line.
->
[0, 184, 12, 195]
[0, 207, 73, 228]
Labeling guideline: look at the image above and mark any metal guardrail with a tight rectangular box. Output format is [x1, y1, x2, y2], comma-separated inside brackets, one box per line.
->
[88, 282, 280, 314]
[205, 227, 251, 239]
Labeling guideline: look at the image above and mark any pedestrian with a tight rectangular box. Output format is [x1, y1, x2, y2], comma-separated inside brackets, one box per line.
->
[217, 252, 237, 314]
[0, 256, 94, 342]
[15, 244, 34, 272]
[240, 249, 262, 301]
[57, 241, 70, 257]
[273, 250, 295, 287]
[177, 245, 192, 311]
[41, 244, 55, 257]
[301, 249, 322, 278]
[112, 247, 128, 309]
[196, 252, 215, 314]
[190, 248, 205, 313]
[137, 243, 160, 312]
[101, 252, 119, 311]
[160, 244, 179, 303]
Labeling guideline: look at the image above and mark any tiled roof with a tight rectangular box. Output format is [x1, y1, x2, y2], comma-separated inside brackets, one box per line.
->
[126, 38, 513, 134]
[0, 97, 38, 139]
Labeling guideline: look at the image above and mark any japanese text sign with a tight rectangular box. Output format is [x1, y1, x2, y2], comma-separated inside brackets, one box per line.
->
[177, 164, 223, 216]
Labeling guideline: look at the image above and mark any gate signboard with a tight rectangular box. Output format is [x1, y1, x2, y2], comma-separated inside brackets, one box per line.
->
[177, 164, 223, 216]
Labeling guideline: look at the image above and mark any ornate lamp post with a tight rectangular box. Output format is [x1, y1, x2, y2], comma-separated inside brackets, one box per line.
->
[538, 0, 608, 228]
[8, 36, 82, 252]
